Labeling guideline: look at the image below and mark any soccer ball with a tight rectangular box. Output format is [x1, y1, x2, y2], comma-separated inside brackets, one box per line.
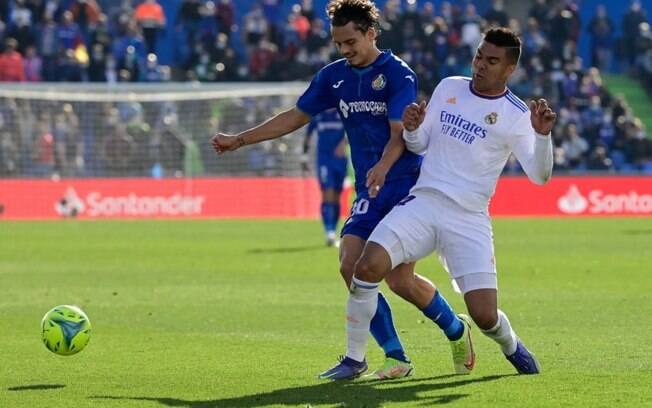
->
[41, 305, 92, 356]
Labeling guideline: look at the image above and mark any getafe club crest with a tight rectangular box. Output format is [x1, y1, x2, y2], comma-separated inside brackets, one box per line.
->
[372, 74, 386, 90]
[484, 112, 498, 125]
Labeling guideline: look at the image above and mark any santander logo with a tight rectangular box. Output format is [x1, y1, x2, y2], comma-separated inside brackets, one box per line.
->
[558, 184, 652, 215]
[55, 187, 205, 217]
[557, 185, 589, 214]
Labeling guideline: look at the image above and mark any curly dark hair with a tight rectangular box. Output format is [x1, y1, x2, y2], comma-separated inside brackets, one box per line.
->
[326, 0, 380, 33]
[484, 27, 522, 64]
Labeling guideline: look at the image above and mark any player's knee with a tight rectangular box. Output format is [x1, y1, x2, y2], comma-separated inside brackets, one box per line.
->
[353, 255, 383, 283]
[468, 308, 498, 331]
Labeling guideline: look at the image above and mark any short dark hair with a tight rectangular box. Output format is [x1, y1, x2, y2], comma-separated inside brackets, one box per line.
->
[327, 0, 380, 33]
[484, 27, 521, 64]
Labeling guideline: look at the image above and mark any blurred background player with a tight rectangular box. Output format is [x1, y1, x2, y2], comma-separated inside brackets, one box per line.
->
[302, 108, 348, 247]
[212, 0, 473, 381]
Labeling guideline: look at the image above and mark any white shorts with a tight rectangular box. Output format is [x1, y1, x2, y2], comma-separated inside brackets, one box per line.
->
[368, 188, 497, 294]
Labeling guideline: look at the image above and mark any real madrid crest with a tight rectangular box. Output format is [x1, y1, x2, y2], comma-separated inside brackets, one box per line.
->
[372, 74, 386, 91]
[484, 112, 498, 125]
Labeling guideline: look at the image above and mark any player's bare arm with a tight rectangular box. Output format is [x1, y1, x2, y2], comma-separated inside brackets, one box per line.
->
[529, 98, 557, 135]
[211, 107, 311, 154]
[365, 120, 406, 198]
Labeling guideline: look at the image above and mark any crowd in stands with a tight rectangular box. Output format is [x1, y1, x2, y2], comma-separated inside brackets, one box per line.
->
[0, 0, 651, 176]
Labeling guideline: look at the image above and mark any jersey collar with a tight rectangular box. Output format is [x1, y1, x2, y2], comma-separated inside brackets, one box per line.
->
[348, 49, 393, 72]
[468, 80, 509, 99]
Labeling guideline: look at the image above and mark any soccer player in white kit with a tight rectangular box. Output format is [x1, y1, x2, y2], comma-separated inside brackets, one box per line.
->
[344, 27, 557, 374]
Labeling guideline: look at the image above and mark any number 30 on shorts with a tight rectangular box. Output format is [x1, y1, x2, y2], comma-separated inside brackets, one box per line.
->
[351, 198, 369, 215]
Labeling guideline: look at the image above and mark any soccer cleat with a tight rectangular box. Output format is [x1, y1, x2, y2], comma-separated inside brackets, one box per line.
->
[363, 357, 414, 380]
[318, 356, 368, 380]
[326, 231, 340, 247]
[449, 314, 476, 374]
[505, 340, 540, 374]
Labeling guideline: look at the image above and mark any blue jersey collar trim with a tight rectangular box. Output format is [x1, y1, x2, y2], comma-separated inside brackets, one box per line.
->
[348, 49, 393, 72]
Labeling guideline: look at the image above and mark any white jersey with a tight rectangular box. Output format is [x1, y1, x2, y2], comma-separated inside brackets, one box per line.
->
[403, 76, 553, 212]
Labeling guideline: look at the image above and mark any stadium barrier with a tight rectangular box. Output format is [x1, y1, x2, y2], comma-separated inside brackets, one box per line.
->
[1, 176, 651, 220]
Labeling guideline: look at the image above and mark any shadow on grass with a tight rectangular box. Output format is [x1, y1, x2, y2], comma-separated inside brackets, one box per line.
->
[622, 229, 652, 235]
[247, 245, 328, 254]
[92, 374, 514, 407]
[8, 384, 66, 391]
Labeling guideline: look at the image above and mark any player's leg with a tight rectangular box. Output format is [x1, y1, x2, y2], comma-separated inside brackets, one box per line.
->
[385, 265, 472, 371]
[386, 264, 466, 340]
[319, 233, 408, 380]
[463, 287, 540, 374]
[377, 191, 473, 374]
[321, 187, 340, 246]
[338, 233, 406, 361]
[438, 192, 539, 375]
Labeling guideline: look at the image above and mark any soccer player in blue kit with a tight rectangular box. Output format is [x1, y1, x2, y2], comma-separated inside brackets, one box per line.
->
[211, 0, 474, 381]
[303, 108, 349, 247]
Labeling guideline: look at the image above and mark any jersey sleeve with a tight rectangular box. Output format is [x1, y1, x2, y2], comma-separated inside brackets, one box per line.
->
[509, 111, 553, 185]
[296, 68, 336, 116]
[404, 78, 446, 152]
[387, 65, 417, 121]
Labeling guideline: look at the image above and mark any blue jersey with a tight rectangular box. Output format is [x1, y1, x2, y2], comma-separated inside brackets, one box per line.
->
[297, 50, 421, 194]
[306, 109, 347, 162]
[306, 109, 348, 191]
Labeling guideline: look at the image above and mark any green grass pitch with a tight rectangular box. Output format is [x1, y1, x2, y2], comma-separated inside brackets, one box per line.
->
[1, 218, 651, 407]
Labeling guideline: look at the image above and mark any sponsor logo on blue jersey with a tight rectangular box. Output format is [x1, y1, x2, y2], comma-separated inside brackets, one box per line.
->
[339, 99, 387, 119]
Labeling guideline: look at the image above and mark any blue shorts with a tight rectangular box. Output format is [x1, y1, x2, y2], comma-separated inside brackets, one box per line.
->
[317, 157, 347, 191]
[341, 176, 418, 240]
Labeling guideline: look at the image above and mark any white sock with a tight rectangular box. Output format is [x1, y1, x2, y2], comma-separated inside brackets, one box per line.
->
[480, 309, 518, 356]
[346, 277, 380, 362]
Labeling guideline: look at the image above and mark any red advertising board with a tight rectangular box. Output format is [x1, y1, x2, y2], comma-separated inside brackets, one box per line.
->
[491, 176, 652, 216]
[0, 176, 650, 220]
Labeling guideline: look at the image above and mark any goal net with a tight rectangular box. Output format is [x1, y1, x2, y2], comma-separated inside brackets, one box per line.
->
[0, 82, 309, 179]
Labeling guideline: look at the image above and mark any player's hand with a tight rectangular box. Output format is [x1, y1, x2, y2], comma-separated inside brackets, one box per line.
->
[211, 133, 245, 154]
[529, 99, 557, 136]
[402, 101, 426, 132]
[366, 163, 388, 198]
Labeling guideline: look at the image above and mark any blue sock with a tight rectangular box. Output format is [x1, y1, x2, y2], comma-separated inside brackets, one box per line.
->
[421, 290, 464, 341]
[320, 202, 330, 232]
[331, 203, 340, 231]
[321, 202, 339, 232]
[370, 292, 409, 362]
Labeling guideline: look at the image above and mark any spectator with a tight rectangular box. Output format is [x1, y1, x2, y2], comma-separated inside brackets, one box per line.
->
[528, 0, 549, 29]
[57, 11, 83, 51]
[0, 131, 19, 175]
[7, 8, 35, 53]
[33, 120, 56, 177]
[587, 145, 614, 171]
[37, 16, 59, 81]
[0, 38, 26, 82]
[134, 0, 166, 54]
[622, 1, 648, 70]
[561, 123, 590, 167]
[23, 45, 41, 81]
[588, 5, 615, 72]
[215, 0, 234, 37]
[70, 0, 102, 34]
[484, 0, 509, 28]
